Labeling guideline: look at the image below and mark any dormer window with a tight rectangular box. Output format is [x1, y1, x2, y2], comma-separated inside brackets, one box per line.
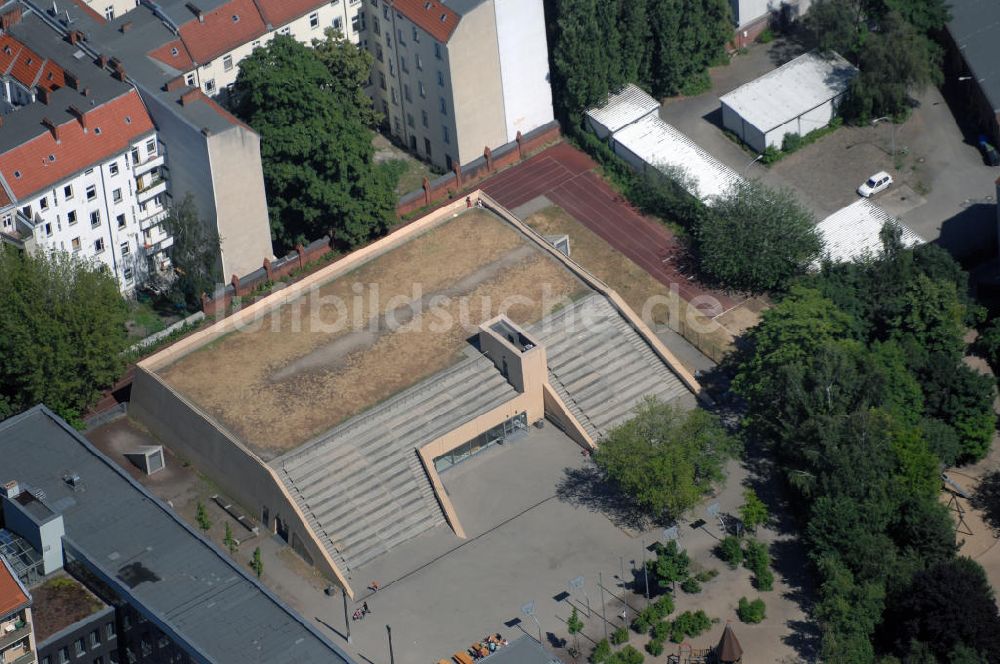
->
[170, 47, 179, 56]
[232, 14, 239, 22]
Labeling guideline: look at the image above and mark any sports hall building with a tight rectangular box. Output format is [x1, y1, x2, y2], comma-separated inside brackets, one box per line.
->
[129, 193, 705, 597]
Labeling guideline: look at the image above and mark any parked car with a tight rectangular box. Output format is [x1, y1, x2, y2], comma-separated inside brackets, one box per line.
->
[857, 171, 893, 197]
[978, 135, 1000, 166]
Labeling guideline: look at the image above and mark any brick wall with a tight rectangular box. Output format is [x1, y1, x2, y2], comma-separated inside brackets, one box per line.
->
[396, 121, 562, 217]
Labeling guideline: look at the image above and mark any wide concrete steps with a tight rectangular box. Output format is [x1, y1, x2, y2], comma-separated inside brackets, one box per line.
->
[276, 356, 518, 572]
[533, 295, 693, 438]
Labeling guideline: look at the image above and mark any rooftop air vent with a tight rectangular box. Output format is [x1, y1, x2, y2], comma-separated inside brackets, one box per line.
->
[48, 154, 55, 161]
[94, 126, 101, 134]
[13, 170, 21, 178]
[232, 14, 239, 22]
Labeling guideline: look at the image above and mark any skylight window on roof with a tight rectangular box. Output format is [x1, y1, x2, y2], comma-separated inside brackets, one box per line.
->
[73, 50, 85, 60]
[440, 13, 446, 21]
[26, 57, 33, 65]
[2, 46, 10, 55]
[171, 47, 179, 56]
[232, 14, 239, 22]
[48, 154, 56, 162]
[94, 127, 102, 135]
[424, 1, 431, 7]
[13, 170, 21, 179]
[125, 116, 132, 124]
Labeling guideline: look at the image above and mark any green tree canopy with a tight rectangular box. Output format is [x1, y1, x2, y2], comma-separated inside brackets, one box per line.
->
[232, 35, 396, 252]
[312, 28, 380, 128]
[0, 246, 127, 424]
[163, 193, 220, 311]
[593, 398, 739, 521]
[693, 180, 821, 293]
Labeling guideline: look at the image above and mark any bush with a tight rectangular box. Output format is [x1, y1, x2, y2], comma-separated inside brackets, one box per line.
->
[652, 620, 670, 642]
[611, 626, 630, 645]
[681, 577, 702, 594]
[680, 70, 712, 97]
[695, 569, 719, 583]
[754, 567, 775, 591]
[651, 594, 675, 619]
[610, 645, 645, 664]
[760, 145, 781, 164]
[719, 536, 743, 568]
[645, 639, 664, 656]
[671, 610, 713, 640]
[737, 597, 767, 624]
[744, 539, 770, 574]
[590, 639, 612, 663]
[782, 132, 804, 152]
[758, 27, 775, 43]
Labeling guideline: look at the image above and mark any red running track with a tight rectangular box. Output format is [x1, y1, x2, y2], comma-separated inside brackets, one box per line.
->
[481, 143, 741, 312]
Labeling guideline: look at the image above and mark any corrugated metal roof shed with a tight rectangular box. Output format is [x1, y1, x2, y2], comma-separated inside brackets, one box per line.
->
[611, 114, 743, 203]
[815, 198, 923, 265]
[719, 51, 857, 133]
[0, 406, 357, 664]
[585, 84, 660, 139]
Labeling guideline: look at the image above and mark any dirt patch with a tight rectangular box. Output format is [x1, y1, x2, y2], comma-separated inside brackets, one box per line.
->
[159, 210, 588, 458]
[523, 205, 743, 360]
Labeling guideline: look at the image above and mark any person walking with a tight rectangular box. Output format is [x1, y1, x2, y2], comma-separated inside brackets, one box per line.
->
[362, 601, 370, 615]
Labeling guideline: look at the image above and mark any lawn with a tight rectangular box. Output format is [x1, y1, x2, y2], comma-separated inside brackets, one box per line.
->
[373, 133, 437, 196]
[523, 205, 736, 358]
[126, 299, 168, 340]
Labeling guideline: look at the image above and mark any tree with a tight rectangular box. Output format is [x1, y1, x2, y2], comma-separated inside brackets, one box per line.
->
[196, 501, 211, 532]
[223, 522, 236, 554]
[718, 536, 743, 568]
[693, 180, 821, 293]
[0, 246, 128, 424]
[312, 28, 380, 128]
[550, 0, 610, 125]
[739, 489, 769, 532]
[881, 557, 1000, 660]
[162, 193, 220, 311]
[736, 597, 766, 624]
[618, 0, 651, 86]
[593, 398, 739, 521]
[567, 605, 584, 656]
[251, 547, 263, 578]
[231, 35, 396, 252]
[651, 541, 690, 590]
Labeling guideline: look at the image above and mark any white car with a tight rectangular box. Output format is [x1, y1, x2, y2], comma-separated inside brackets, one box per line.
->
[857, 171, 893, 197]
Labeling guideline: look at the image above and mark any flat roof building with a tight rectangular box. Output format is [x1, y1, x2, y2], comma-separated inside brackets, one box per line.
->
[815, 198, 923, 266]
[129, 192, 704, 595]
[0, 406, 357, 664]
[720, 51, 857, 153]
[945, 0, 1000, 146]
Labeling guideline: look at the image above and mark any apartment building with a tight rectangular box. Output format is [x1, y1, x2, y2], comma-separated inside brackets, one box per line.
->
[366, 0, 554, 170]
[12, 0, 276, 283]
[0, 405, 358, 664]
[80, 1, 138, 22]
[0, 9, 171, 292]
[142, 0, 365, 96]
[0, 555, 34, 664]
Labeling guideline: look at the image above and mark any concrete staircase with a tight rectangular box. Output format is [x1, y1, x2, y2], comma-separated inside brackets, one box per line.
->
[275, 356, 518, 572]
[534, 295, 694, 439]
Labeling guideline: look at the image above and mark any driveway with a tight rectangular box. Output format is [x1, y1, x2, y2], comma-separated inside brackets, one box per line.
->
[659, 37, 999, 257]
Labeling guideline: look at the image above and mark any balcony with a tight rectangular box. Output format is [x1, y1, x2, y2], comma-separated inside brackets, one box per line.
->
[139, 208, 169, 232]
[9, 650, 36, 664]
[136, 178, 167, 203]
[143, 235, 174, 257]
[0, 623, 31, 650]
[133, 153, 164, 176]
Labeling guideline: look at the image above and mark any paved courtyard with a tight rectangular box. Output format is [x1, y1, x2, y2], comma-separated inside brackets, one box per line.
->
[659, 35, 999, 257]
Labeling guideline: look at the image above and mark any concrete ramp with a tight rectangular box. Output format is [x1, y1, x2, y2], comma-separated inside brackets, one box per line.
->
[533, 296, 695, 439]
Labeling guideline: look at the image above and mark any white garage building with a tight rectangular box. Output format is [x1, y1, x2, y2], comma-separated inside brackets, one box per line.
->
[815, 199, 924, 267]
[720, 51, 858, 153]
[585, 84, 661, 139]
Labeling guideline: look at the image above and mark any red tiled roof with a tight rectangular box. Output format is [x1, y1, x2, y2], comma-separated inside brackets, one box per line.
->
[69, 0, 107, 24]
[0, 90, 155, 200]
[148, 39, 195, 72]
[177, 0, 267, 65]
[0, 34, 63, 92]
[252, 0, 325, 28]
[0, 186, 12, 207]
[391, 0, 461, 43]
[0, 559, 29, 618]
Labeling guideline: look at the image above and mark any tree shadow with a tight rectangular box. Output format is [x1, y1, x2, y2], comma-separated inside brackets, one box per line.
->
[766, 28, 814, 68]
[555, 464, 655, 532]
[938, 203, 997, 264]
[770, 538, 820, 661]
[971, 471, 1000, 535]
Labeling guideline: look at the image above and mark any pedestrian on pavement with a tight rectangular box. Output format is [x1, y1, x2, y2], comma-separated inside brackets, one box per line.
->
[363, 601, 370, 615]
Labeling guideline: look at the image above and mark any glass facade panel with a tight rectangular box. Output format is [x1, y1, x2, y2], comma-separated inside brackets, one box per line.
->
[433, 413, 528, 473]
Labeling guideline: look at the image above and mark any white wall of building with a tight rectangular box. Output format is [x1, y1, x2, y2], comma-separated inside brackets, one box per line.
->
[5, 132, 171, 292]
[492, 0, 554, 142]
[84, 0, 139, 21]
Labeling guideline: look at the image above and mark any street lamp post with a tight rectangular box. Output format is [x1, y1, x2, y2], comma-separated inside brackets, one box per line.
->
[598, 572, 609, 642]
[341, 589, 351, 644]
[871, 116, 896, 159]
[744, 153, 764, 175]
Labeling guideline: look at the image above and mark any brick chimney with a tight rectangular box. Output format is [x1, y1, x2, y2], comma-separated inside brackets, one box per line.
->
[97, 54, 109, 68]
[64, 69, 79, 90]
[67, 29, 83, 45]
[68, 105, 87, 131]
[180, 88, 200, 106]
[164, 76, 186, 92]
[41, 117, 60, 142]
[185, 2, 204, 22]
[113, 63, 126, 81]
[120, 20, 133, 33]
[36, 86, 50, 104]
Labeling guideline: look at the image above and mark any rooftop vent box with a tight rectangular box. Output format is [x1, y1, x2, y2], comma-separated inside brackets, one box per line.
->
[2, 481, 20, 499]
[125, 446, 165, 476]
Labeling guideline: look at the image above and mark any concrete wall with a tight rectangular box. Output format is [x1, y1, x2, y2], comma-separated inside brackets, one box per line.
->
[448, 1, 507, 166]
[127, 368, 353, 595]
[731, 0, 773, 27]
[206, 126, 274, 279]
[492, 0, 554, 142]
